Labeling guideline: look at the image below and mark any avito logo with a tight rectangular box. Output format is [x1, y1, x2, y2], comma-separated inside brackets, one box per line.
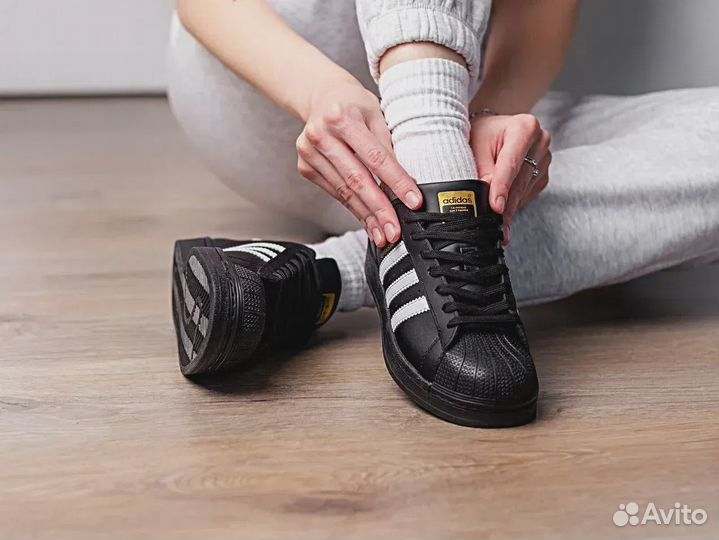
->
[613, 501, 708, 527]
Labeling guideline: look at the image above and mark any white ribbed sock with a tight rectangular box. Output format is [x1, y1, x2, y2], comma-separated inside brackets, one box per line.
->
[379, 58, 478, 183]
[310, 230, 373, 312]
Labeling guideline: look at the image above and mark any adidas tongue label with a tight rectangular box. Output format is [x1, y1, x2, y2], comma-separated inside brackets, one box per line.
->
[437, 190, 477, 217]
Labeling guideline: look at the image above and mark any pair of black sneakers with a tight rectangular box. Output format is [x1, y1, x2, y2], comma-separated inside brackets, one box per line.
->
[171, 180, 538, 427]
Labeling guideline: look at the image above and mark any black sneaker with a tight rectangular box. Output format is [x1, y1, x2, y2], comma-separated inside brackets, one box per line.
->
[171, 237, 341, 376]
[366, 180, 538, 427]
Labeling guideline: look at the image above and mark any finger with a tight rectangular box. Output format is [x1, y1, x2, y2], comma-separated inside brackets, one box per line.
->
[489, 114, 541, 214]
[503, 133, 548, 221]
[474, 148, 496, 187]
[296, 154, 372, 227]
[472, 136, 498, 182]
[536, 129, 552, 158]
[332, 117, 422, 210]
[318, 136, 403, 243]
[296, 137, 379, 236]
[514, 132, 550, 212]
[366, 116, 410, 244]
[367, 114, 394, 154]
[301, 127, 394, 245]
[519, 154, 551, 210]
[474, 146, 497, 188]
[519, 173, 549, 210]
[503, 165, 534, 225]
[364, 214, 387, 248]
[366, 114, 395, 190]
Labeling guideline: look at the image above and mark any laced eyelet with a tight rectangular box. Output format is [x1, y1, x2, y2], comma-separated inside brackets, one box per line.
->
[409, 211, 516, 329]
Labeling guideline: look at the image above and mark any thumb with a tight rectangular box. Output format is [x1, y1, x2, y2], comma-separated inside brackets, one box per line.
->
[473, 140, 497, 185]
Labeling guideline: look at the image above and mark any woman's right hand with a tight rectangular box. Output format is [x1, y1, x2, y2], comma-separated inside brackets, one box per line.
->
[295, 76, 422, 247]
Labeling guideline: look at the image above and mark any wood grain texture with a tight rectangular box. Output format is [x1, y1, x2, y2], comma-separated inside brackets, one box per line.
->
[0, 98, 717, 540]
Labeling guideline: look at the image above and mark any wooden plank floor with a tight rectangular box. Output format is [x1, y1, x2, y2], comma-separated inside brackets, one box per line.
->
[1, 98, 717, 539]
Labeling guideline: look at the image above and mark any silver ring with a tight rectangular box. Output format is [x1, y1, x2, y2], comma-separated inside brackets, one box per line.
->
[524, 155, 540, 178]
[523, 156, 538, 168]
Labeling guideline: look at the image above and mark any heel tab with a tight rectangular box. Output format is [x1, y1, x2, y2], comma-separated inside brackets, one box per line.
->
[315, 258, 341, 326]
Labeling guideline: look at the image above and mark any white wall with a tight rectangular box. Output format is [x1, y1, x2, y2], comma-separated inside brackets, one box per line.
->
[1, 0, 717, 96]
[0, 0, 174, 95]
[553, 0, 719, 94]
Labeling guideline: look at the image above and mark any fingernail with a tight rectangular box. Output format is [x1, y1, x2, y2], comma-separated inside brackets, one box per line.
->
[405, 191, 421, 208]
[496, 195, 506, 213]
[383, 223, 397, 242]
[480, 174, 492, 184]
[371, 227, 383, 246]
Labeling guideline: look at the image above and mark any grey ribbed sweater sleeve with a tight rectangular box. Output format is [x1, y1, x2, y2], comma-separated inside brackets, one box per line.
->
[355, 0, 492, 82]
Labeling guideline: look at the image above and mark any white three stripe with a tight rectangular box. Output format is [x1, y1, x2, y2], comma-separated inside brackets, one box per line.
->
[385, 269, 418, 307]
[379, 241, 408, 283]
[390, 296, 430, 331]
[242, 241, 286, 253]
[380, 241, 428, 330]
[225, 246, 272, 261]
[223, 241, 286, 262]
[236, 245, 278, 259]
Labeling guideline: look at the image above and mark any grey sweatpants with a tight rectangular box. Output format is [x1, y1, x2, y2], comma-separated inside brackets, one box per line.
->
[167, 7, 719, 306]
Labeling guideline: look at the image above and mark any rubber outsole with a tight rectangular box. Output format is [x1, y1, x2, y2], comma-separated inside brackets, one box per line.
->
[366, 248, 537, 428]
[172, 242, 266, 376]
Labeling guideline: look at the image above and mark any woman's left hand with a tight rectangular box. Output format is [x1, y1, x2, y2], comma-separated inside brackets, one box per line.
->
[469, 113, 551, 244]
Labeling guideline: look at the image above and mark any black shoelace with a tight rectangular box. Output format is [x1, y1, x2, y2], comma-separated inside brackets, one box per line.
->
[407, 212, 519, 328]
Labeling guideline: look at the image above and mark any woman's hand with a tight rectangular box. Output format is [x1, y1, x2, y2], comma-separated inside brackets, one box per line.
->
[296, 76, 422, 247]
[470, 113, 551, 244]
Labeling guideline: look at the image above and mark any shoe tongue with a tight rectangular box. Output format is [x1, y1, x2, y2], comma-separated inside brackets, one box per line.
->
[417, 180, 498, 302]
[419, 180, 491, 216]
